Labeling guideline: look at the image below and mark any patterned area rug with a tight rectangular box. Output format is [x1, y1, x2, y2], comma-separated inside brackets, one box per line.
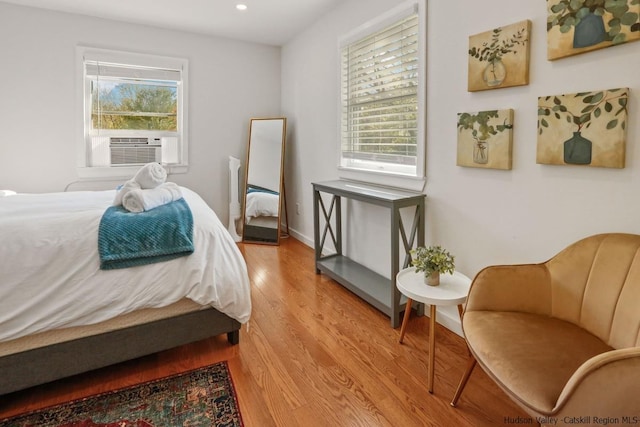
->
[0, 361, 243, 427]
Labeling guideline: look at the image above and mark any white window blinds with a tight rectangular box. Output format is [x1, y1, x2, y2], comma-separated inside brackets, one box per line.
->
[340, 9, 419, 175]
[84, 62, 182, 82]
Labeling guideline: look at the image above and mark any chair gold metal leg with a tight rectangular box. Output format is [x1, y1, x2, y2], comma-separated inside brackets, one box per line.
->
[398, 298, 413, 344]
[450, 357, 477, 407]
[457, 304, 471, 356]
[428, 304, 436, 394]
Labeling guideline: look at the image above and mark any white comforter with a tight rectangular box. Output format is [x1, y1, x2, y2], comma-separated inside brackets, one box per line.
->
[0, 187, 251, 342]
[244, 191, 279, 223]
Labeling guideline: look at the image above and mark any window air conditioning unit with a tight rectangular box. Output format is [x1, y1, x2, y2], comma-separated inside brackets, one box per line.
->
[109, 137, 161, 165]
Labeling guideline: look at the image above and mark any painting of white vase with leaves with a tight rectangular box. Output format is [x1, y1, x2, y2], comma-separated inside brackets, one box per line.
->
[468, 20, 531, 92]
[537, 88, 628, 168]
[457, 109, 514, 170]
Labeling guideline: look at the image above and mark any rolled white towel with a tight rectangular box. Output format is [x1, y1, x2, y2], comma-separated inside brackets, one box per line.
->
[122, 182, 183, 213]
[133, 162, 167, 189]
[112, 179, 141, 206]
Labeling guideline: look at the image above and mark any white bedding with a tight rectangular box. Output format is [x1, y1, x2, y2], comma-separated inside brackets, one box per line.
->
[0, 187, 251, 343]
[245, 191, 279, 223]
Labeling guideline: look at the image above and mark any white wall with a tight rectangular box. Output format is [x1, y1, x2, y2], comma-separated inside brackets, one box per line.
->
[3, 0, 639, 331]
[282, 0, 640, 331]
[0, 2, 281, 222]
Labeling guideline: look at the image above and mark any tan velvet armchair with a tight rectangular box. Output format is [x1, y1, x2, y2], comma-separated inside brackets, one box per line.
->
[451, 233, 640, 426]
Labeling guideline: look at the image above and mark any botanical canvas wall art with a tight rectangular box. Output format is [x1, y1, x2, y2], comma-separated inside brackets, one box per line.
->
[547, 0, 640, 60]
[537, 88, 628, 168]
[468, 20, 531, 92]
[457, 109, 514, 170]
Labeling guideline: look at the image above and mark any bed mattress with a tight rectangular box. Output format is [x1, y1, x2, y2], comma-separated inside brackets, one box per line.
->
[0, 298, 203, 357]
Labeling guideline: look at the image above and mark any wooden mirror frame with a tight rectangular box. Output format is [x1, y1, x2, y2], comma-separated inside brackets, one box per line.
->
[241, 117, 287, 245]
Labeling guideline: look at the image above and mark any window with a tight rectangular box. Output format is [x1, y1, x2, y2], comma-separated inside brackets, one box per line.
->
[339, 1, 425, 190]
[77, 47, 188, 178]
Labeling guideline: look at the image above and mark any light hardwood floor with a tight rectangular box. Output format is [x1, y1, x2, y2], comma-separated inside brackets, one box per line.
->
[0, 237, 530, 426]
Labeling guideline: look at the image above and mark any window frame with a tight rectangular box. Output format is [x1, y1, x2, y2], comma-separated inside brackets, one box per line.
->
[337, 0, 426, 192]
[76, 46, 189, 179]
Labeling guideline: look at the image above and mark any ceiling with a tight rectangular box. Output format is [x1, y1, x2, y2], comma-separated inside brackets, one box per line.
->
[0, 0, 342, 46]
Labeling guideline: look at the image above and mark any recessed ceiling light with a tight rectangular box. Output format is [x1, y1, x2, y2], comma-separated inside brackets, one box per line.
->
[236, 4, 247, 11]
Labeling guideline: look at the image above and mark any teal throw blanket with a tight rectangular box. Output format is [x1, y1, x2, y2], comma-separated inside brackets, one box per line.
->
[98, 198, 194, 270]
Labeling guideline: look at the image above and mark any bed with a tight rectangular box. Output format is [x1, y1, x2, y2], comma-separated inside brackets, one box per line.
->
[243, 187, 280, 242]
[0, 186, 251, 395]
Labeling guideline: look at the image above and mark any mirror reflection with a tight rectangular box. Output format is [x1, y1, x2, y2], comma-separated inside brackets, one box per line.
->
[242, 117, 287, 245]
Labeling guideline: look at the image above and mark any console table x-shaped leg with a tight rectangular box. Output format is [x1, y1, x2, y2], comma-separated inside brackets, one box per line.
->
[312, 181, 425, 328]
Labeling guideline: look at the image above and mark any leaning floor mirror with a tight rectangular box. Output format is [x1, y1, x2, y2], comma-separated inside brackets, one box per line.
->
[242, 117, 287, 245]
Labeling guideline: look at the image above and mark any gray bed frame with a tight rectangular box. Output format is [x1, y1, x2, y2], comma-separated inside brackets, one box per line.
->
[0, 307, 240, 395]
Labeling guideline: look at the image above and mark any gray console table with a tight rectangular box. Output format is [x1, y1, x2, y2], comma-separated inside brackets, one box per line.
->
[312, 180, 426, 328]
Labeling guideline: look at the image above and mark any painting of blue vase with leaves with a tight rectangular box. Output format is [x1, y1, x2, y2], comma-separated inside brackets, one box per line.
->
[537, 88, 628, 168]
[547, 0, 640, 60]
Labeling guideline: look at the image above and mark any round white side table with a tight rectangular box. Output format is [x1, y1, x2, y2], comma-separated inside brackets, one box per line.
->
[396, 267, 471, 394]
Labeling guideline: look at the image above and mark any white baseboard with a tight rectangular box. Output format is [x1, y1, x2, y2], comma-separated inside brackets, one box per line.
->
[287, 227, 313, 247]
[432, 305, 463, 337]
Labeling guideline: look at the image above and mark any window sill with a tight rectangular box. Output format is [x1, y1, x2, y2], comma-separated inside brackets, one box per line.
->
[338, 168, 426, 192]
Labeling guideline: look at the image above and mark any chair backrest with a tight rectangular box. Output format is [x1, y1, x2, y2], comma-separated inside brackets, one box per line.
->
[545, 233, 640, 349]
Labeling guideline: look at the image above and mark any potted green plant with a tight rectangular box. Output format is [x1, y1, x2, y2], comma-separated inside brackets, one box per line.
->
[457, 110, 513, 164]
[410, 245, 455, 286]
[547, 0, 640, 48]
[468, 24, 528, 87]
